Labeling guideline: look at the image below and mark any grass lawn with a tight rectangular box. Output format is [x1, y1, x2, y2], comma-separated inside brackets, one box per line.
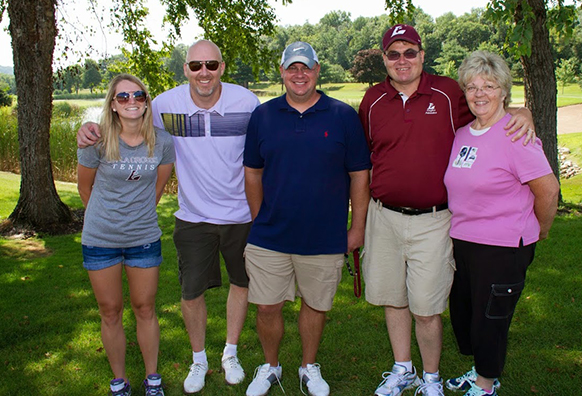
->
[1, 171, 582, 395]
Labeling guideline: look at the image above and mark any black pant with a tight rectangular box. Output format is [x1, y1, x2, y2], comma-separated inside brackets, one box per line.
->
[449, 239, 535, 379]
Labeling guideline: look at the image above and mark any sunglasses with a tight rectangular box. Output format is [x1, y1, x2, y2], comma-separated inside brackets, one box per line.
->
[114, 91, 147, 104]
[186, 60, 221, 72]
[385, 49, 420, 61]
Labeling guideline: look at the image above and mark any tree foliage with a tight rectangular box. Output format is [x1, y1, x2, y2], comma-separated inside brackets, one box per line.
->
[555, 57, 579, 93]
[350, 49, 386, 86]
[82, 59, 102, 93]
[0, 87, 12, 107]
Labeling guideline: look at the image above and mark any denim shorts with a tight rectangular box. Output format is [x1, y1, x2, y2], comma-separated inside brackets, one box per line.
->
[82, 239, 162, 270]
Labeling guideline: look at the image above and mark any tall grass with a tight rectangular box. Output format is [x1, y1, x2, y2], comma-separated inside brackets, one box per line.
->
[0, 107, 19, 173]
[0, 103, 84, 183]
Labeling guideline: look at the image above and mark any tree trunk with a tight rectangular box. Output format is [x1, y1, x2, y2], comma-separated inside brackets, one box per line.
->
[7, 0, 72, 232]
[519, 0, 560, 183]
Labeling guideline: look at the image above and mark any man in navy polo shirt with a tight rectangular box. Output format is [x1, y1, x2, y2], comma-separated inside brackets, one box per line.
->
[243, 41, 371, 396]
[359, 24, 535, 396]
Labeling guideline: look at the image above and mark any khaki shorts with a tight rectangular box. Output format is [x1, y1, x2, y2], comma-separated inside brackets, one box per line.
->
[244, 244, 344, 312]
[363, 199, 455, 316]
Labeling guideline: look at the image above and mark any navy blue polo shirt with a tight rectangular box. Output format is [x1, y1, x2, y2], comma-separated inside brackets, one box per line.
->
[244, 92, 371, 255]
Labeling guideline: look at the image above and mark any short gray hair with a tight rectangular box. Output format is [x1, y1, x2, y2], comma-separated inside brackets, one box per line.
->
[458, 51, 512, 108]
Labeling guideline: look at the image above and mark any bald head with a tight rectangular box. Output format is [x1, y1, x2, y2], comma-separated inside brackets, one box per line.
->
[187, 40, 223, 62]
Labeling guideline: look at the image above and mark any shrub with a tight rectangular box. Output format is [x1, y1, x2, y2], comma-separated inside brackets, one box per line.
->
[0, 89, 12, 107]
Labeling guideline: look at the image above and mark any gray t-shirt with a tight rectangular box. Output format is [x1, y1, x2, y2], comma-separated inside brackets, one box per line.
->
[78, 129, 175, 247]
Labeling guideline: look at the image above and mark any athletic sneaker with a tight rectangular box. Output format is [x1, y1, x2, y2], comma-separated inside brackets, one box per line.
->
[298, 363, 330, 396]
[375, 364, 421, 396]
[222, 355, 245, 385]
[414, 377, 444, 396]
[183, 362, 208, 394]
[462, 382, 498, 396]
[143, 373, 164, 396]
[246, 363, 283, 396]
[445, 367, 500, 392]
[110, 378, 131, 396]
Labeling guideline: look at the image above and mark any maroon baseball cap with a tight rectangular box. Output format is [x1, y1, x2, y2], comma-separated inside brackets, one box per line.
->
[382, 24, 422, 51]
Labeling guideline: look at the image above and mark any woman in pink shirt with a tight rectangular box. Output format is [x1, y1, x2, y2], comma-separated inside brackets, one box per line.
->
[443, 51, 559, 396]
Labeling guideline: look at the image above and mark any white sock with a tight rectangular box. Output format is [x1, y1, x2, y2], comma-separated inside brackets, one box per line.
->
[395, 360, 413, 372]
[423, 371, 440, 382]
[147, 375, 161, 386]
[223, 343, 238, 358]
[193, 349, 208, 366]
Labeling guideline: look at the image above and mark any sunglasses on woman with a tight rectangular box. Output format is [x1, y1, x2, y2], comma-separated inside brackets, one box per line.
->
[186, 60, 221, 72]
[114, 91, 147, 104]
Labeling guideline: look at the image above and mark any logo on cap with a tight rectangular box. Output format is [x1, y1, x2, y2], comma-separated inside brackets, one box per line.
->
[392, 26, 407, 37]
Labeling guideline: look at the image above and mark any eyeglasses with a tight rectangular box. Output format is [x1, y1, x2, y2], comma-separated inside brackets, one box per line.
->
[384, 49, 420, 61]
[464, 84, 500, 95]
[286, 64, 316, 74]
[114, 91, 147, 104]
[186, 60, 221, 72]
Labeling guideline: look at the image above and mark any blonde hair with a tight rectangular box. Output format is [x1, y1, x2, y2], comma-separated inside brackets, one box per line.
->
[458, 51, 512, 108]
[100, 74, 155, 161]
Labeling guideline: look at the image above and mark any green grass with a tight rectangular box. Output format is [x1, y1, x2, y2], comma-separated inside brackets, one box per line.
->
[1, 171, 582, 395]
[559, 132, 582, 203]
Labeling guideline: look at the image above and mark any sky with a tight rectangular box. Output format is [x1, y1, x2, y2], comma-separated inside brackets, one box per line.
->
[0, 0, 490, 69]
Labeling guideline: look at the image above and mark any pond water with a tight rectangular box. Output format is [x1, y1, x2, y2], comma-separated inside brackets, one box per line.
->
[82, 105, 103, 123]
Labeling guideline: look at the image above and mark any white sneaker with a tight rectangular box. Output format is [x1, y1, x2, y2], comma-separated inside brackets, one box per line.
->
[183, 362, 208, 394]
[222, 355, 245, 385]
[414, 377, 445, 396]
[375, 364, 421, 396]
[299, 363, 330, 396]
[246, 363, 283, 396]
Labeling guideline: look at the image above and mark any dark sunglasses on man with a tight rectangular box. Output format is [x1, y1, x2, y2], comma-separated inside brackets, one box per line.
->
[186, 60, 221, 72]
[114, 91, 148, 104]
[384, 48, 420, 61]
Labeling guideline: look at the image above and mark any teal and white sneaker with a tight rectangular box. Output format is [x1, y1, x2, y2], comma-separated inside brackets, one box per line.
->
[374, 364, 421, 396]
[445, 367, 500, 392]
[462, 382, 498, 396]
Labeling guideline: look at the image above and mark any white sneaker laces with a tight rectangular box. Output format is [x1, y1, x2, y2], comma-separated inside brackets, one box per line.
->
[252, 364, 285, 394]
[299, 363, 326, 396]
[414, 380, 444, 396]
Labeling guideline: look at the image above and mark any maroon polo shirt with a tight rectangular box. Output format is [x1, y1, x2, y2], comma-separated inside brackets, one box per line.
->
[359, 72, 474, 208]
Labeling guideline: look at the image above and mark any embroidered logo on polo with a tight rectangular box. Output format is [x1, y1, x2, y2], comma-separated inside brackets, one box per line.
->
[425, 103, 437, 115]
[452, 145, 478, 168]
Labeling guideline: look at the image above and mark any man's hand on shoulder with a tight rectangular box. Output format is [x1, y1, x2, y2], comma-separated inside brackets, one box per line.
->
[505, 107, 536, 145]
[77, 122, 101, 148]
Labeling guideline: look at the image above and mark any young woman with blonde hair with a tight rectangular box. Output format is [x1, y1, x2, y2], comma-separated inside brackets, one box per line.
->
[78, 73, 174, 396]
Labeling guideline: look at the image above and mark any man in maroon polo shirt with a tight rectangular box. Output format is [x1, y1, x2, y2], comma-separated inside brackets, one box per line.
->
[358, 24, 535, 396]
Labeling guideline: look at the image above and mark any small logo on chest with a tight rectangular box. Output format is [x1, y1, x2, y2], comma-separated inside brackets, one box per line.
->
[425, 103, 437, 115]
[127, 170, 142, 181]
